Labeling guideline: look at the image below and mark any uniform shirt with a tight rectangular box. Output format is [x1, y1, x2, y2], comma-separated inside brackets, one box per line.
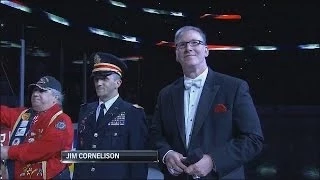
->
[184, 68, 208, 147]
[96, 94, 119, 120]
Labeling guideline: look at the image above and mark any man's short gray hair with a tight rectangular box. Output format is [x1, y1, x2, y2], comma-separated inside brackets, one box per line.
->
[174, 26, 207, 44]
[50, 88, 64, 105]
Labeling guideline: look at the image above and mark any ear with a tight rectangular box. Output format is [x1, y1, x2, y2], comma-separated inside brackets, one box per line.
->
[116, 79, 122, 88]
[175, 49, 180, 62]
[204, 46, 209, 57]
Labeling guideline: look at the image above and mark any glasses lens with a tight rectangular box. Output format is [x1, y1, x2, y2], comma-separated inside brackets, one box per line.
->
[176, 40, 203, 49]
[190, 40, 200, 46]
[176, 42, 186, 49]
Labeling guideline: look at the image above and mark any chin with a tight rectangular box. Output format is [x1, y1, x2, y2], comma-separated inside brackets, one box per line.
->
[32, 105, 43, 112]
[184, 61, 199, 67]
[184, 57, 198, 63]
[97, 93, 107, 98]
[31, 102, 40, 106]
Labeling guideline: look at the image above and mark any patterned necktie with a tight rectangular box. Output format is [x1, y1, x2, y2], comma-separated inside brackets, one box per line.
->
[184, 79, 202, 89]
[96, 103, 106, 127]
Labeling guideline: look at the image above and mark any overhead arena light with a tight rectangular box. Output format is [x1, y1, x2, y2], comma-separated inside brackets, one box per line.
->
[298, 44, 320, 50]
[88, 27, 140, 43]
[1, 0, 31, 13]
[44, 11, 70, 26]
[254, 46, 278, 51]
[142, 8, 185, 17]
[108, 0, 127, 8]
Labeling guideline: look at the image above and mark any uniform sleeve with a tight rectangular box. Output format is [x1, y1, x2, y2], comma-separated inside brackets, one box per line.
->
[8, 114, 74, 163]
[0, 105, 25, 128]
[75, 104, 86, 150]
[128, 106, 148, 179]
[73, 104, 87, 180]
[208, 81, 264, 178]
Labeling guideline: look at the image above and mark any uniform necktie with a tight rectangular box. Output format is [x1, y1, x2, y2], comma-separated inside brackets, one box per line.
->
[96, 103, 106, 127]
[184, 79, 202, 89]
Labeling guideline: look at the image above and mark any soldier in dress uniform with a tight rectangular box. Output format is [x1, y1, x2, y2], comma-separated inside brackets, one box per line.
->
[73, 52, 148, 179]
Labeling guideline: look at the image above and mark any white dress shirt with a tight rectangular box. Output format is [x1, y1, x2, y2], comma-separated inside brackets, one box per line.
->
[184, 68, 208, 147]
[96, 94, 119, 121]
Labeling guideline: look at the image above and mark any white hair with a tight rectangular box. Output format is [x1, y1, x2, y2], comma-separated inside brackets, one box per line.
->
[50, 88, 64, 105]
[174, 26, 207, 44]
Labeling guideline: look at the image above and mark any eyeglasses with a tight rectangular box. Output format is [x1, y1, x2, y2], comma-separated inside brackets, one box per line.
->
[175, 40, 205, 49]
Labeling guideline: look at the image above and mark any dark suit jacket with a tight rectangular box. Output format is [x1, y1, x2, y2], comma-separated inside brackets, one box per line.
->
[73, 97, 148, 179]
[150, 69, 264, 180]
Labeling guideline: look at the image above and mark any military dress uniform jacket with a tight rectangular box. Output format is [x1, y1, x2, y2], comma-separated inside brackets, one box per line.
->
[73, 97, 148, 180]
[0, 104, 74, 179]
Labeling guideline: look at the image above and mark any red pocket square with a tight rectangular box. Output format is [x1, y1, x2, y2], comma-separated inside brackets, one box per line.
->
[214, 104, 227, 113]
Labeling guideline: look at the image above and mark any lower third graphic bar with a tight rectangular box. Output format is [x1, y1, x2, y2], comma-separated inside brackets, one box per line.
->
[61, 150, 158, 163]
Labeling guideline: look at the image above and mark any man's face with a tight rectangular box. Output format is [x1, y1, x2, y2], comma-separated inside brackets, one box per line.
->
[93, 74, 121, 101]
[31, 87, 57, 111]
[175, 30, 209, 69]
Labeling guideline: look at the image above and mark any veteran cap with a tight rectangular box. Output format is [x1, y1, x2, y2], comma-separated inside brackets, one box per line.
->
[90, 52, 128, 78]
[29, 76, 62, 92]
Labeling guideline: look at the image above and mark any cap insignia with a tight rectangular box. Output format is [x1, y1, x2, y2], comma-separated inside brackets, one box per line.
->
[37, 77, 49, 84]
[94, 54, 101, 64]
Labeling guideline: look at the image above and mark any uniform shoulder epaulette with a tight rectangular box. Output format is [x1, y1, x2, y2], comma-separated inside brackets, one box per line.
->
[132, 104, 144, 109]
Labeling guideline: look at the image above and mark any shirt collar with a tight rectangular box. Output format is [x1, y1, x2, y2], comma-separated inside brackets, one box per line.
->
[184, 68, 208, 86]
[99, 94, 119, 111]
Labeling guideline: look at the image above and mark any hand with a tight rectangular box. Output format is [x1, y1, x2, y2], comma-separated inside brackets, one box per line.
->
[165, 151, 187, 176]
[1, 146, 9, 160]
[185, 154, 213, 178]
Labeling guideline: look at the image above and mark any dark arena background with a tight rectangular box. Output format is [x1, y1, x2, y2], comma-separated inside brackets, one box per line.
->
[1, 0, 319, 179]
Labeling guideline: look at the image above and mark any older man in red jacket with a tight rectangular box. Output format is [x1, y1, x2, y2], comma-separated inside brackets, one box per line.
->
[0, 76, 74, 179]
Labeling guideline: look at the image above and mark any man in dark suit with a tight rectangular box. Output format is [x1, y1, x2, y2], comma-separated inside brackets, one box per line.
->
[149, 26, 264, 179]
[73, 52, 148, 179]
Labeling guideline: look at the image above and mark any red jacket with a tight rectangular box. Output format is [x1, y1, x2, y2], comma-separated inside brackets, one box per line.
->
[0, 104, 74, 179]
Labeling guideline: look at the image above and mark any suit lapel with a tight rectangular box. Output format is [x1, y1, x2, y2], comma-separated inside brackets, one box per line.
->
[190, 69, 220, 141]
[171, 78, 187, 149]
[97, 97, 123, 129]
